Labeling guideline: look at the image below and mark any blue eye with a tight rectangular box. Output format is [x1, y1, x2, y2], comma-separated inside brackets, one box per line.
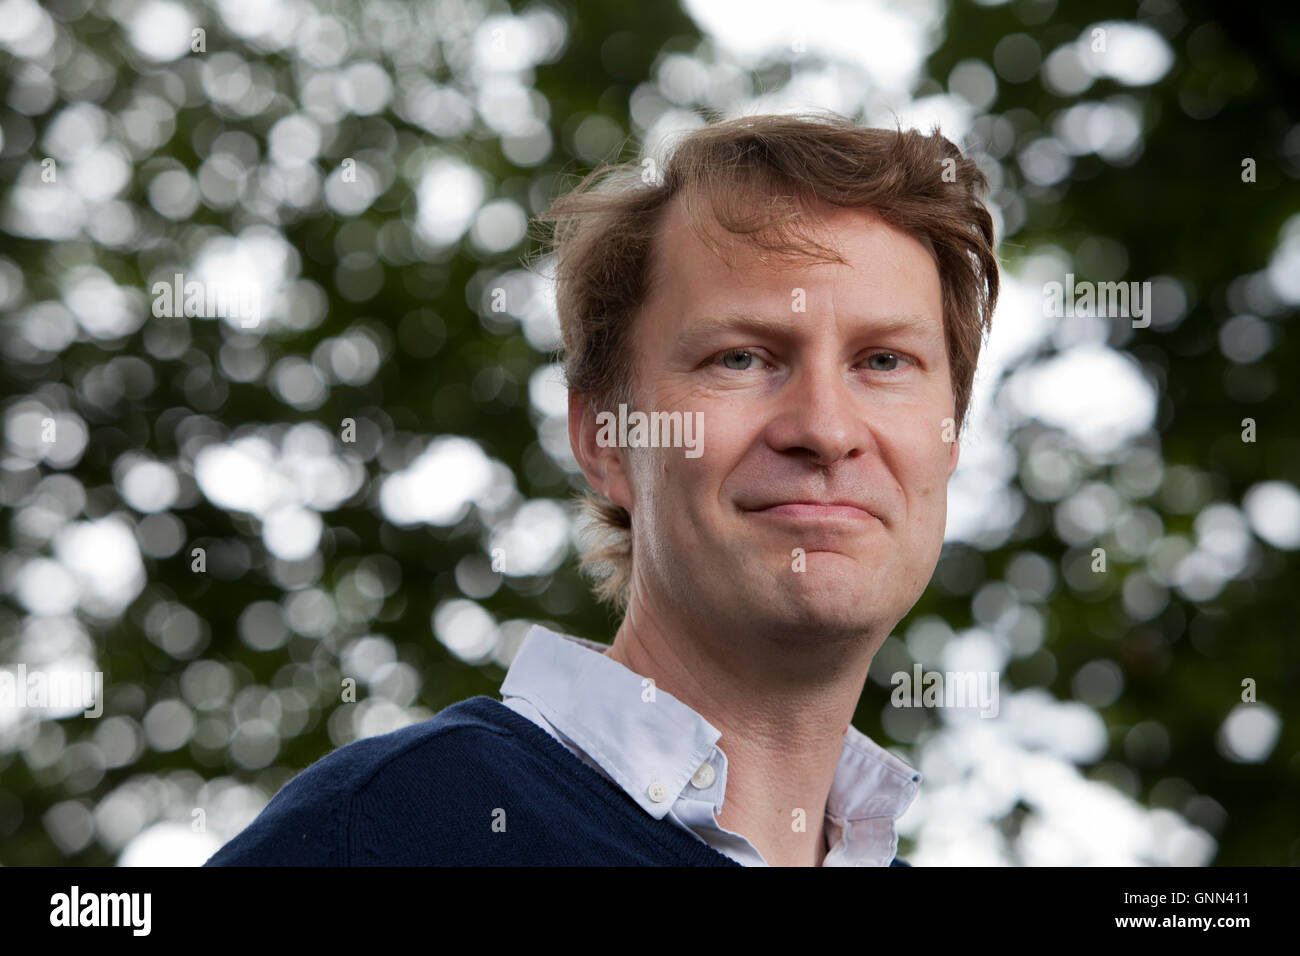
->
[719, 349, 764, 371]
[866, 352, 907, 371]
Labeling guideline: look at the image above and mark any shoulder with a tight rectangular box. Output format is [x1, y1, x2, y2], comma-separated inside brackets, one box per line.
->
[205, 697, 525, 866]
[293, 696, 521, 791]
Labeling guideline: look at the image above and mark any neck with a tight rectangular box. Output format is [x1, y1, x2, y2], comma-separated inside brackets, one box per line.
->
[604, 592, 881, 867]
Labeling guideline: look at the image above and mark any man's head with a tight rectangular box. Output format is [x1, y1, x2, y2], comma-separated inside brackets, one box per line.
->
[539, 114, 999, 637]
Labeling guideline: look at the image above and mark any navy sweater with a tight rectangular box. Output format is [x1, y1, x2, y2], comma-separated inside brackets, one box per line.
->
[205, 695, 911, 866]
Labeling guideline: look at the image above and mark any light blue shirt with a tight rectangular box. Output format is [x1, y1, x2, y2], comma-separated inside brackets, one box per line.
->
[499, 624, 922, 866]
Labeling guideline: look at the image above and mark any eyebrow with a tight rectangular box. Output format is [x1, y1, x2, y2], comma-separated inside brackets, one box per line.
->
[673, 311, 942, 352]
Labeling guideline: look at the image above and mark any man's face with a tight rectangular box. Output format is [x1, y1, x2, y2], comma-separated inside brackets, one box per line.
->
[574, 196, 960, 644]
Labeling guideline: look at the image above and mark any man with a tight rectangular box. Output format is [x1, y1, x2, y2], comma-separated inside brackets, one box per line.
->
[206, 113, 999, 867]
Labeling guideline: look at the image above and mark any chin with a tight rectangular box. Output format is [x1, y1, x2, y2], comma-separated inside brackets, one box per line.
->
[761, 566, 885, 631]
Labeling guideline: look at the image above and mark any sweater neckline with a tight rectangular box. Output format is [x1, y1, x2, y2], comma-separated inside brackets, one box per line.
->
[453, 694, 744, 867]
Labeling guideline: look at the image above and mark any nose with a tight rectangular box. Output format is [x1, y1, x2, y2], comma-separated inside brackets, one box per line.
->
[763, 352, 872, 467]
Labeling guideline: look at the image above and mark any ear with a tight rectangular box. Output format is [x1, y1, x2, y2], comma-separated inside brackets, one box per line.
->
[569, 390, 635, 512]
[947, 426, 961, 478]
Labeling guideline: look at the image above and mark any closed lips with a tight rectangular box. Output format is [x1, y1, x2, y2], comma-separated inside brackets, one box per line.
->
[746, 500, 880, 520]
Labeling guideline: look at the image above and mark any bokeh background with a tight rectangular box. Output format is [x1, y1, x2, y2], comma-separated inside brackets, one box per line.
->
[1, 0, 1297, 866]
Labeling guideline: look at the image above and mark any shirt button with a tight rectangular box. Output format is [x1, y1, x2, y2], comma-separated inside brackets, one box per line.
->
[690, 762, 715, 789]
[647, 782, 669, 803]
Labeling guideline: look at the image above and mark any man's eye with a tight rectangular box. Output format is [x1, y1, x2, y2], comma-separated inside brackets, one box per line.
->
[865, 351, 909, 371]
[718, 349, 766, 371]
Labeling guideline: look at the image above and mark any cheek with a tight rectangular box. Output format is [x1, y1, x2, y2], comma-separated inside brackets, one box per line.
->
[884, 444, 950, 592]
[891, 435, 953, 529]
[630, 449, 703, 515]
[650, 412, 744, 504]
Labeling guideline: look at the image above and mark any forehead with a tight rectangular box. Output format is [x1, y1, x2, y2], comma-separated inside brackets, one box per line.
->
[648, 193, 942, 317]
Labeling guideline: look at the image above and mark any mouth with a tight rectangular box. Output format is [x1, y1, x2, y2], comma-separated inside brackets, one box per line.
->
[743, 501, 881, 524]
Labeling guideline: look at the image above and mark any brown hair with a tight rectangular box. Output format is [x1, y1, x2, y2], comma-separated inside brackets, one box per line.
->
[535, 112, 999, 612]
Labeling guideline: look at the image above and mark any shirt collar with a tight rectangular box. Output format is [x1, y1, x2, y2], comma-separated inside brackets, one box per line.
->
[500, 624, 723, 819]
[498, 624, 921, 843]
